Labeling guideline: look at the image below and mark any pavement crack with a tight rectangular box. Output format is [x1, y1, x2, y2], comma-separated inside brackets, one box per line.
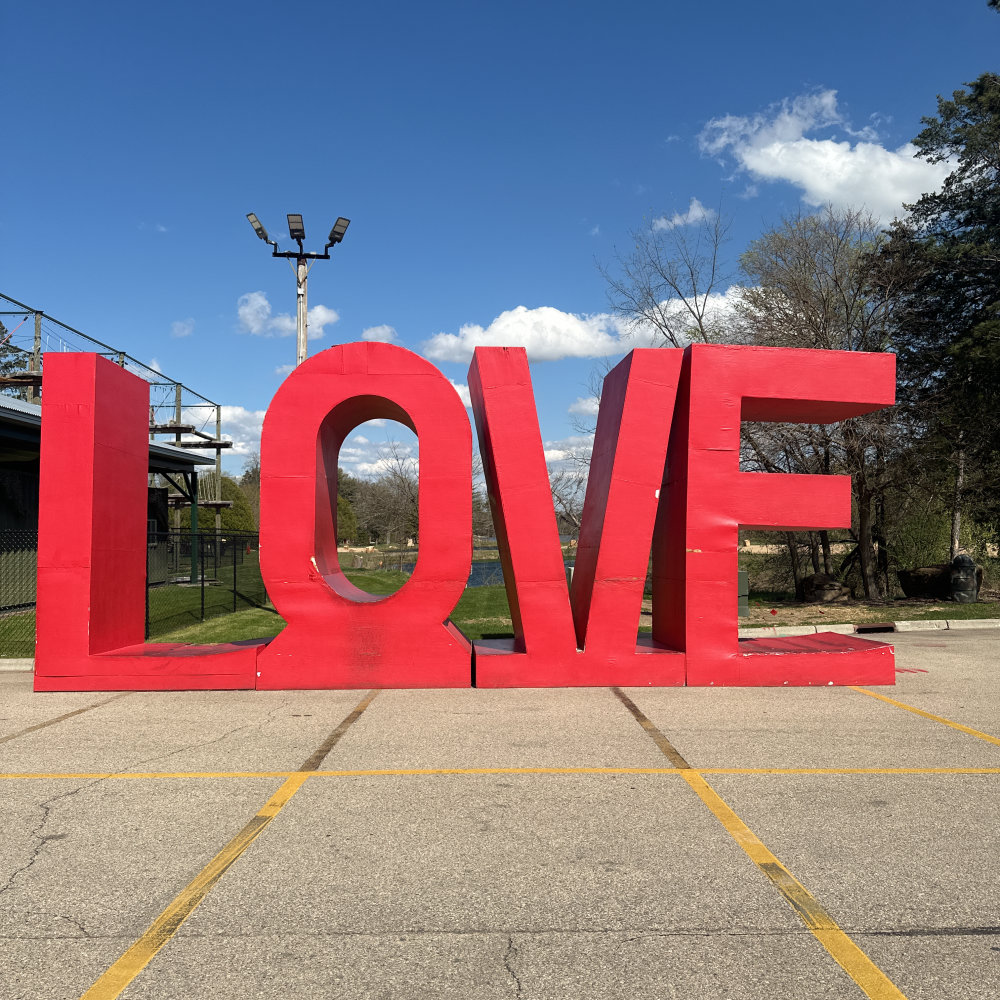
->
[128, 700, 292, 770]
[503, 934, 524, 997]
[130, 718, 267, 769]
[32, 910, 92, 938]
[0, 781, 94, 903]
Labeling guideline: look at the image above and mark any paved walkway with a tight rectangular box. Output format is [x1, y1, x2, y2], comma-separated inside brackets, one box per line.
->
[1, 631, 997, 999]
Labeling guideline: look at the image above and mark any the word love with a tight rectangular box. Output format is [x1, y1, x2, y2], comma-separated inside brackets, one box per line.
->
[34, 342, 895, 692]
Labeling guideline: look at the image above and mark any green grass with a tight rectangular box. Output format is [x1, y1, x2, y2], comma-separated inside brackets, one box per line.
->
[146, 552, 267, 637]
[0, 609, 35, 658]
[5, 560, 996, 652]
[149, 576, 515, 645]
[149, 607, 285, 644]
[451, 584, 513, 640]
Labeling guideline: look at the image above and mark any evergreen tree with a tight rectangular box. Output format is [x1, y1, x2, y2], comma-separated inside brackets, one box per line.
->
[876, 66, 1000, 554]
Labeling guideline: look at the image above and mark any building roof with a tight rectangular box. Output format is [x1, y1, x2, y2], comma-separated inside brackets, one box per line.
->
[0, 395, 214, 473]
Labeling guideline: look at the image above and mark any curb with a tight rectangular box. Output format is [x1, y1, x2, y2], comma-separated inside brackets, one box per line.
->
[6, 620, 999, 667]
[739, 618, 1000, 639]
[0, 658, 34, 672]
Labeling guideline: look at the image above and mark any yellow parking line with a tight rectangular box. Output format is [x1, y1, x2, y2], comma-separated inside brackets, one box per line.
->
[851, 687, 1000, 747]
[80, 690, 379, 1000]
[699, 767, 1000, 775]
[80, 772, 308, 999]
[612, 687, 908, 1000]
[687, 769, 906, 999]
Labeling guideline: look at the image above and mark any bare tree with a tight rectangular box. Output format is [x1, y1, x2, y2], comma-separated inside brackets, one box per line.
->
[549, 465, 588, 536]
[602, 211, 732, 347]
[349, 441, 419, 546]
[736, 206, 904, 599]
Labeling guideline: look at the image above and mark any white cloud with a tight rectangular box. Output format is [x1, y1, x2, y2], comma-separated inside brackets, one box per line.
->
[542, 433, 594, 468]
[219, 404, 267, 456]
[699, 89, 952, 221]
[619, 286, 743, 347]
[337, 431, 419, 479]
[589, 225, 601, 237]
[306, 304, 340, 338]
[237, 291, 340, 340]
[701, 90, 842, 155]
[652, 197, 716, 231]
[274, 363, 294, 376]
[448, 379, 472, 408]
[238, 291, 277, 335]
[422, 305, 636, 363]
[170, 318, 195, 339]
[148, 358, 162, 373]
[353, 453, 419, 479]
[362, 324, 398, 343]
[175, 404, 267, 460]
[568, 396, 600, 417]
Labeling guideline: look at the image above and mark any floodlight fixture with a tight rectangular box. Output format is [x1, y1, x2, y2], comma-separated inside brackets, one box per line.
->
[287, 213, 306, 242]
[246, 212, 271, 243]
[247, 208, 352, 369]
[327, 217, 351, 245]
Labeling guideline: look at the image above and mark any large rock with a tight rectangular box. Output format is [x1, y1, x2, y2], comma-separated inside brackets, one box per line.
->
[802, 573, 850, 603]
[897, 565, 950, 600]
[897, 557, 983, 602]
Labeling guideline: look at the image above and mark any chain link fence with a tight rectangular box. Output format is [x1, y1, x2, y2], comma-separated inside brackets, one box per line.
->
[0, 529, 268, 656]
[0, 529, 38, 657]
[146, 531, 266, 638]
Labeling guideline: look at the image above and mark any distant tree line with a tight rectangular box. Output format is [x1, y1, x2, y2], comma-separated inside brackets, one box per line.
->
[235, 446, 494, 548]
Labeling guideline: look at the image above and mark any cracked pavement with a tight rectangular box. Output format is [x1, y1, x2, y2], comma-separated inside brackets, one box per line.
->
[0, 630, 998, 999]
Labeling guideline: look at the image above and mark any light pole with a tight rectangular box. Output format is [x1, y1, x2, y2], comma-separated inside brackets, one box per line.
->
[246, 212, 351, 367]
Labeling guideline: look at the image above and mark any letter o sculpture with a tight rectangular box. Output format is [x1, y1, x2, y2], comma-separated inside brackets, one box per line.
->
[256, 342, 473, 689]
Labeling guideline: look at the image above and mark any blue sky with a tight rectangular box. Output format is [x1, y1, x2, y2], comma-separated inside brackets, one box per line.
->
[3, 1, 998, 476]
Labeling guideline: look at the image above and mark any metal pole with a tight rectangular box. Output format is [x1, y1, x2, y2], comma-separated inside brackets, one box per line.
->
[174, 385, 183, 534]
[30, 313, 42, 404]
[189, 472, 199, 584]
[145, 539, 151, 640]
[215, 405, 222, 548]
[296, 257, 309, 367]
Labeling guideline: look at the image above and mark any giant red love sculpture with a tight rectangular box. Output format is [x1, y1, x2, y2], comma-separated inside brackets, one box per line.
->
[33, 342, 895, 692]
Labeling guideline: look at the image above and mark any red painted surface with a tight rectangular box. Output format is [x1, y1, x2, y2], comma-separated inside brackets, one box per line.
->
[256, 341, 472, 689]
[34, 354, 259, 691]
[652, 345, 896, 686]
[33, 344, 896, 692]
[470, 347, 684, 686]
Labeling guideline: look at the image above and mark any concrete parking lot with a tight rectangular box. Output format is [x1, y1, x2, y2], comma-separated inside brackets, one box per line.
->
[1, 630, 997, 999]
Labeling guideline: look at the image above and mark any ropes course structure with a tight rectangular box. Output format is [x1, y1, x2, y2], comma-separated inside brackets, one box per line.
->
[0, 290, 233, 531]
